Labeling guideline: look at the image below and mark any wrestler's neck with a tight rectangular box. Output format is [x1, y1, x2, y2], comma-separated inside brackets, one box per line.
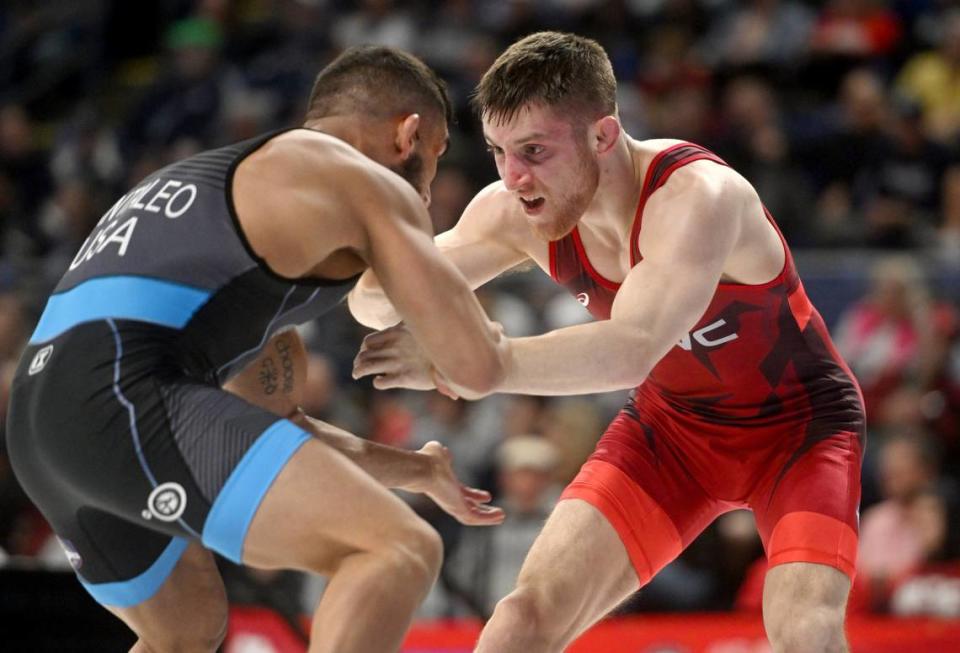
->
[302, 116, 391, 163]
[576, 132, 643, 240]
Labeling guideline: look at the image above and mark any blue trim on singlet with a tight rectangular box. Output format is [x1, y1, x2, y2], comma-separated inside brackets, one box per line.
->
[30, 276, 211, 344]
[201, 419, 310, 563]
[79, 537, 189, 607]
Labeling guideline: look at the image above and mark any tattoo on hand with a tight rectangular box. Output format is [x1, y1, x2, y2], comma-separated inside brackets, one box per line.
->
[275, 336, 295, 394]
[259, 358, 278, 395]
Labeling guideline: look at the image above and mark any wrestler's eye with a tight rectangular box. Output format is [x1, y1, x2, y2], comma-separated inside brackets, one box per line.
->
[486, 145, 504, 157]
[523, 145, 544, 158]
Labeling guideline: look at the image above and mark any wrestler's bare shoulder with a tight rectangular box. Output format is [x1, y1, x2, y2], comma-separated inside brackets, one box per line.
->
[238, 128, 379, 185]
[460, 180, 540, 251]
[631, 137, 690, 155]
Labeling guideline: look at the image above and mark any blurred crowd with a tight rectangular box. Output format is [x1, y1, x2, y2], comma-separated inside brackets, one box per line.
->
[1, 0, 960, 628]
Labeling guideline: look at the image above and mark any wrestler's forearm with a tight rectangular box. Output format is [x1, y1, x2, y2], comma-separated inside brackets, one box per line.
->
[495, 321, 654, 396]
[291, 411, 433, 492]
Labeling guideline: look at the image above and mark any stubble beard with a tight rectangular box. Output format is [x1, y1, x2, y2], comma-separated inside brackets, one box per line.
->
[533, 151, 600, 242]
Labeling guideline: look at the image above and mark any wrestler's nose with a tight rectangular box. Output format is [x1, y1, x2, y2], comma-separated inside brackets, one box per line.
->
[501, 154, 532, 192]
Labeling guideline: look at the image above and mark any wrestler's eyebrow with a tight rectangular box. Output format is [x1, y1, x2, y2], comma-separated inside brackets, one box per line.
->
[484, 132, 550, 148]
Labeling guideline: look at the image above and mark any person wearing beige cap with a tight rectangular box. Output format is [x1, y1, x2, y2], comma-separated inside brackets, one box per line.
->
[445, 435, 561, 617]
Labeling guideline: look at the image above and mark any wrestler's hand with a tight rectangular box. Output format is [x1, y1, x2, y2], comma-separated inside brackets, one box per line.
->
[352, 325, 458, 399]
[416, 441, 505, 526]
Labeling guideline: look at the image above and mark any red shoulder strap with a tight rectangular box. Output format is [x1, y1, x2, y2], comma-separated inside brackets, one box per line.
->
[629, 143, 729, 266]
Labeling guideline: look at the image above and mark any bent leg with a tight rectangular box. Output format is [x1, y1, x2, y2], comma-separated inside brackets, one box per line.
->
[763, 562, 850, 653]
[751, 431, 861, 652]
[242, 438, 442, 653]
[108, 542, 228, 653]
[476, 498, 638, 653]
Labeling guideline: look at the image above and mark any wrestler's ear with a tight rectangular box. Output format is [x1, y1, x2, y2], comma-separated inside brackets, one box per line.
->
[594, 115, 620, 155]
[395, 113, 420, 159]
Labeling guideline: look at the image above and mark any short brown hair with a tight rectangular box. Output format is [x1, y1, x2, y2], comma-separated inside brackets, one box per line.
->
[472, 32, 616, 125]
[306, 46, 453, 125]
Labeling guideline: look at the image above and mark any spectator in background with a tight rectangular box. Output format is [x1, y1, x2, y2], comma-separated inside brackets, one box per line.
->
[540, 399, 605, 486]
[232, 0, 332, 127]
[859, 431, 953, 610]
[801, 68, 888, 246]
[712, 76, 816, 245]
[896, 9, 960, 144]
[859, 95, 960, 248]
[698, 0, 814, 71]
[445, 435, 561, 617]
[124, 16, 235, 157]
[49, 108, 124, 193]
[638, 24, 713, 142]
[834, 256, 954, 430]
[332, 0, 415, 52]
[409, 394, 501, 491]
[428, 167, 475, 234]
[803, 0, 902, 96]
[0, 104, 51, 258]
[809, 0, 902, 58]
[37, 178, 103, 289]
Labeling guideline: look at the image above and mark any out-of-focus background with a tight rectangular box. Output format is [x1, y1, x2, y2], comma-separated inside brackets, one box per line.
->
[1, 1, 959, 651]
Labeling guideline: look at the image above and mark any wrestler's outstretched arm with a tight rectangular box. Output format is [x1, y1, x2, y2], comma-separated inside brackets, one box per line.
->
[347, 181, 530, 330]
[225, 328, 504, 526]
[238, 133, 510, 399]
[354, 162, 749, 396]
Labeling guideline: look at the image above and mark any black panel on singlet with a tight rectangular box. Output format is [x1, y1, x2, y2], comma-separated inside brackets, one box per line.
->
[32, 128, 359, 382]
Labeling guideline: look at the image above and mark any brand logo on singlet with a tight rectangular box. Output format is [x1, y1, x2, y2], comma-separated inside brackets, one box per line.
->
[28, 345, 53, 375]
[576, 292, 590, 307]
[143, 482, 187, 522]
[678, 318, 739, 351]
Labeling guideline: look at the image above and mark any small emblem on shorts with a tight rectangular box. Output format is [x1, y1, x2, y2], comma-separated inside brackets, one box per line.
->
[576, 292, 590, 307]
[57, 537, 83, 571]
[144, 482, 187, 522]
[28, 345, 54, 375]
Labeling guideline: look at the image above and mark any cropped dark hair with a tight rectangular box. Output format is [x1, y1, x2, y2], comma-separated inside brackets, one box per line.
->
[472, 32, 616, 125]
[306, 46, 453, 125]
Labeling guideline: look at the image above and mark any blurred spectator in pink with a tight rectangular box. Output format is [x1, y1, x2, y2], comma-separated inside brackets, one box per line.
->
[859, 431, 954, 610]
[833, 256, 955, 428]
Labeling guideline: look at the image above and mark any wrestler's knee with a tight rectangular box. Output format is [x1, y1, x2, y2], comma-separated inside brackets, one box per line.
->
[485, 585, 566, 648]
[134, 602, 228, 653]
[381, 518, 444, 587]
[766, 603, 846, 653]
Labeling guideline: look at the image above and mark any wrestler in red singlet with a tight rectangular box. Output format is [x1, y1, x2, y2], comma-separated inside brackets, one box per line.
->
[554, 143, 865, 583]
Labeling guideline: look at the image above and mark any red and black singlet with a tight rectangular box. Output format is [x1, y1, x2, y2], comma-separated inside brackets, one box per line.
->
[548, 142, 864, 442]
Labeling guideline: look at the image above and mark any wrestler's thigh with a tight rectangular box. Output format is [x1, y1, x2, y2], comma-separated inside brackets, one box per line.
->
[512, 498, 639, 641]
[108, 542, 227, 651]
[242, 438, 438, 575]
[752, 430, 862, 580]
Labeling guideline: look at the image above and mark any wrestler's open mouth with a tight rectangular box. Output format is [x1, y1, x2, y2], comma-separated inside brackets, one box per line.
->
[519, 197, 544, 211]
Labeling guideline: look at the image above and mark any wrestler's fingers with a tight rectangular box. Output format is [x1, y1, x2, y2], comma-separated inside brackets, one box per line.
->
[463, 503, 505, 526]
[353, 356, 402, 380]
[462, 486, 492, 502]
